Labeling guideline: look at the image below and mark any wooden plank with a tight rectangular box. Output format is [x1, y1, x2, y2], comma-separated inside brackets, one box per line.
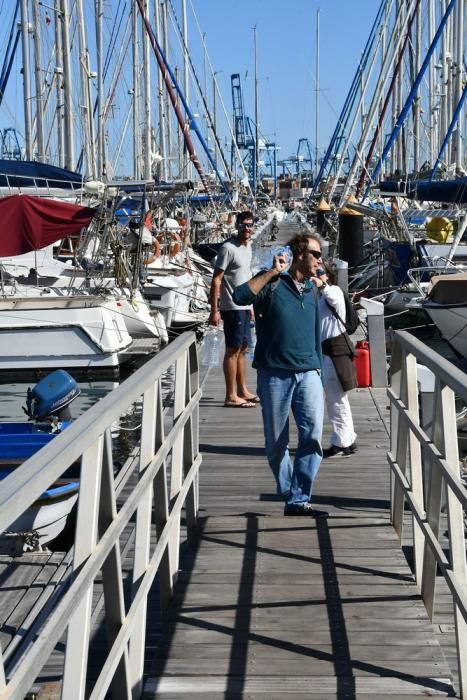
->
[144, 675, 453, 697]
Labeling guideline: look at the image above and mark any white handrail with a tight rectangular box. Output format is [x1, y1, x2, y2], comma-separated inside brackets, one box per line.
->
[0, 331, 201, 699]
[388, 330, 467, 699]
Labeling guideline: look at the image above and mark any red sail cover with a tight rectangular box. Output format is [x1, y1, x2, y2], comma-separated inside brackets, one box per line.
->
[0, 194, 96, 256]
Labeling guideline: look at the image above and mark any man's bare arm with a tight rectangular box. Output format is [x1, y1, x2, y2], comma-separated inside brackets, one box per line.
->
[246, 255, 288, 295]
[209, 268, 224, 325]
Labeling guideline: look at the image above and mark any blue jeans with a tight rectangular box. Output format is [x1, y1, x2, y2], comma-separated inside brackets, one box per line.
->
[257, 368, 324, 506]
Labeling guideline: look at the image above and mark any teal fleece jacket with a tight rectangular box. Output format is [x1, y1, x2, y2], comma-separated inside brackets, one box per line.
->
[233, 274, 323, 372]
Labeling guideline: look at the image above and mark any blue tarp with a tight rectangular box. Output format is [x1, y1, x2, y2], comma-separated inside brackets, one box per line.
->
[409, 178, 467, 204]
[0, 159, 83, 188]
[380, 177, 467, 203]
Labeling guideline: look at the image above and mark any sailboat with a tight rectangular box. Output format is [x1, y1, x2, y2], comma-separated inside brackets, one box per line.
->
[0, 195, 133, 373]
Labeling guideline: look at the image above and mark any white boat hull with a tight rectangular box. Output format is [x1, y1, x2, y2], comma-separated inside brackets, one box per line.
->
[424, 304, 467, 358]
[143, 272, 194, 328]
[0, 292, 132, 370]
[6, 486, 79, 550]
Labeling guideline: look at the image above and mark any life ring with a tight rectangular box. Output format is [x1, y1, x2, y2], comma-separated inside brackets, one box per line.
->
[156, 231, 182, 258]
[144, 237, 161, 265]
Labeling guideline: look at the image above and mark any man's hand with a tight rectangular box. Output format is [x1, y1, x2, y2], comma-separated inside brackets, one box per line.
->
[273, 255, 288, 274]
[209, 309, 221, 326]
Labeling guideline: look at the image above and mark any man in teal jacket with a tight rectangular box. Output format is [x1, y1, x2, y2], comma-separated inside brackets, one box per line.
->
[233, 232, 327, 516]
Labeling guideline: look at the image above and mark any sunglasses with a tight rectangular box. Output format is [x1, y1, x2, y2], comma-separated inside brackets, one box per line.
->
[307, 249, 322, 260]
[238, 222, 254, 228]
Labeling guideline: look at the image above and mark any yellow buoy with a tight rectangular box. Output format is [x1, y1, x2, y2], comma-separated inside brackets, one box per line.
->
[425, 217, 454, 243]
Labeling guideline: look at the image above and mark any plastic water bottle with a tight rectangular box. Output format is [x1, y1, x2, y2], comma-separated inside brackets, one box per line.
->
[246, 321, 256, 361]
[200, 326, 220, 368]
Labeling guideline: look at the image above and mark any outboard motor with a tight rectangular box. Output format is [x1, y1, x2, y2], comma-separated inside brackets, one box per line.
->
[24, 370, 81, 425]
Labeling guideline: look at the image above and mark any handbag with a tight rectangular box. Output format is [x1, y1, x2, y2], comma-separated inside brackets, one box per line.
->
[321, 333, 358, 391]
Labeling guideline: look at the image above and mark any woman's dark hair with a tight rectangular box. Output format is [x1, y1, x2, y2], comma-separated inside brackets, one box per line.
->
[323, 259, 338, 285]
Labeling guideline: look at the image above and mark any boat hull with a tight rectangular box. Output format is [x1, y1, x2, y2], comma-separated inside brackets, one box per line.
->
[0, 294, 132, 370]
[3, 481, 79, 549]
[424, 303, 467, 358]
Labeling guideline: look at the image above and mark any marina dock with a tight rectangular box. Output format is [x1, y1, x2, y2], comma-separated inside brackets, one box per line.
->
[0, 221, 466, 698]
[143, 363, 456, 698]
[0, 325, 464, 698]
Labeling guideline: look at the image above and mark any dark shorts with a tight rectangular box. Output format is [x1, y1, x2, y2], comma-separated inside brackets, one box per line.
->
[221, 309, 252, 349]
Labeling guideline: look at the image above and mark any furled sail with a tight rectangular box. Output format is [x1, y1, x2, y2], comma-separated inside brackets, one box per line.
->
[0, 194, 96, 256]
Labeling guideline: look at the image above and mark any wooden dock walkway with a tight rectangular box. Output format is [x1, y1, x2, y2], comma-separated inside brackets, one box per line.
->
[143, 361, 456, 698]
[142, 217, 457, 698]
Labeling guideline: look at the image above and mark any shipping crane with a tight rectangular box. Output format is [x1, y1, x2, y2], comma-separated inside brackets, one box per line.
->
[230, 73, 278, 196]
[230, 74, 255, 177]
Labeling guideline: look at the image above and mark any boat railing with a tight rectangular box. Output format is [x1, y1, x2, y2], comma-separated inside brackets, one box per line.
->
[388, 330, 467, 697]
[0, 331, 201, 699]
[406, 264, 464, 296]
[0, 171, 86, 201]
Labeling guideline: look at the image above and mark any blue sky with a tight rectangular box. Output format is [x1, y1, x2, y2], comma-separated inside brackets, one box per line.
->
[190, 0, 380, 162]
[0, 0, 379, 176]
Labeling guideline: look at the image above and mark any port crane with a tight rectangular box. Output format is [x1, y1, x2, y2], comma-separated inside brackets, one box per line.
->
[230, 73, 278, 196]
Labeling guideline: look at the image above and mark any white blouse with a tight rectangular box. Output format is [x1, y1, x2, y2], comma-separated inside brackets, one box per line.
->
[319, 284, 346, 341]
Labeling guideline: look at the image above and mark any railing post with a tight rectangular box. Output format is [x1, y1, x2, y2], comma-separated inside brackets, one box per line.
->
[99, 428, 132, 699]
[421, 379, 447, 619]
[169, 353, 188, 581]
[360, 297, 387, 387]
[130, 381, 158, 697]
[184, 343, 200, 541]
[0, 648, 6, 693]
[417, 364, 436, 505]
[405, 355, 425, 587]
[62, 437, 104, 700]
[152, 377, 173, 610]
[388, 340, 404, 536]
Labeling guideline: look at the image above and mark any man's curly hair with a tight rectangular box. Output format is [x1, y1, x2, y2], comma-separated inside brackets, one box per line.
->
[286, 232, 322, 259]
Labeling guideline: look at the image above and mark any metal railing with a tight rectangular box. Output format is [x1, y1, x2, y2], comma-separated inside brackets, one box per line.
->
[388, 331, 467, 698]
[0, 332, 201, 699]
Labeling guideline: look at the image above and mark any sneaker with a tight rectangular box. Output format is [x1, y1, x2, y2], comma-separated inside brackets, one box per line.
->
[284, 503, 329, 517]
[323, 445, 346, 458]
[323, 444, 356, 458]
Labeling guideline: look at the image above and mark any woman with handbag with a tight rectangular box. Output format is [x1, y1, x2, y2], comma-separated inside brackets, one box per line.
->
[314, 260, 358, 458]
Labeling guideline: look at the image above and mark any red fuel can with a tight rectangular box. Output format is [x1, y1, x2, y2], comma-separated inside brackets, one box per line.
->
[354, 340, 371, 387]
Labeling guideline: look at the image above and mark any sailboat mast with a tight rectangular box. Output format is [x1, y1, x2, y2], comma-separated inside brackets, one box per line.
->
[32, 0, 45, 161]
[154, 0, 168, 180]
[315, 8, 320, 181]
[413, 2, 421, 173]
[453, 0, 464, 169]
[55, 0, 64, 167]
[96, 0, 105, 177]
[142, 0, 152, 179]
[76, 0, 96, 178]
[181, 0, 191, 178]
[254, 25, 259, 192]
[60, 0, 74, 170]
[162, 0, 173, 180]
[20, 0, 33, 159]
[428, 0, 437, 165]
[132, 1, 141, 178]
